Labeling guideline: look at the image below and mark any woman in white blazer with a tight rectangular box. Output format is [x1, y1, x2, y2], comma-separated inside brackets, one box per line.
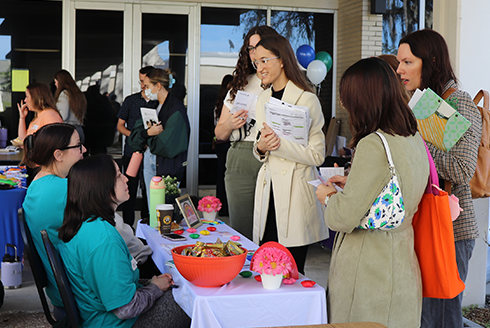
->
[252, 34, 327, 274]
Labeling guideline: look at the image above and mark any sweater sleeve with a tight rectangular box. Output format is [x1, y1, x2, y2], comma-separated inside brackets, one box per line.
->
[146, 111, 189, 158]
[127, 119, 148, 153]
[112, 283, 163, 320]
[57, 91, 70, 121]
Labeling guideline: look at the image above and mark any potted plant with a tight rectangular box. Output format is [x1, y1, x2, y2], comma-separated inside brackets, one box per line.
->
[250, 244, 293, 290]
[163, 175, 181, 206]
[197, 196, 222, 220]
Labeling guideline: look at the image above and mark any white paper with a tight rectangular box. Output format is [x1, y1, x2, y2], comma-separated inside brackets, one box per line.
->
[140, 107, 159, 130]
[264, 100, 310, 147]
[320, 167, 344, 179]
[231, 90, 258, 123]
[408, 88, 425, 109]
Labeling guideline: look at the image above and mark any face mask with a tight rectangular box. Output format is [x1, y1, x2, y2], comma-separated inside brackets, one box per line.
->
[144, 85, 158, 101]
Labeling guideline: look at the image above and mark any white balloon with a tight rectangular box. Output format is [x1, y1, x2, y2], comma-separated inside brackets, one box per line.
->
[307, 60, 327, 85]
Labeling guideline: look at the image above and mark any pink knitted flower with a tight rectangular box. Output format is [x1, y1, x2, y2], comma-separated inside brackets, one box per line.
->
[251, 247, 292, 276]
[198, 196, 222, 213]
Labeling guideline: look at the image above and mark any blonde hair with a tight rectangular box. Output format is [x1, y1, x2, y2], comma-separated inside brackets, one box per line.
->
[146, 68, 175, 91]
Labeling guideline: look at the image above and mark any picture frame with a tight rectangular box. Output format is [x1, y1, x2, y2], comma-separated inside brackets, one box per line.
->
[176, 194, 202, 229]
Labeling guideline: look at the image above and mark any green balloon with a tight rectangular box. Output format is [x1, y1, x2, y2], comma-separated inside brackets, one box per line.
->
[315, 51, 332, 72]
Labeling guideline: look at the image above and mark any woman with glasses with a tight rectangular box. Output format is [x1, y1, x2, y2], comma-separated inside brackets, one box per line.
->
[17, 82, 63, 142]
[214, 25, 279, 240]
[23, 123, 161, 320]
[252, 34, 328, 274]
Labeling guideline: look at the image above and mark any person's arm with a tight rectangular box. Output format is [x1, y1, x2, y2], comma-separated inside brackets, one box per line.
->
[127, 119, 148, 153]
[117, 118, 131, 137]
[146, 111, 189, 158]
[215, 106, 248, 141]
[112, 274, 173, 320]
[17, 100, 28, 140]
[56, 91, 70, 121]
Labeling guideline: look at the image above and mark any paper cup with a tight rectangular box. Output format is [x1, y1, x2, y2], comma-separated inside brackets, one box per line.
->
[156, 204, 174, 234]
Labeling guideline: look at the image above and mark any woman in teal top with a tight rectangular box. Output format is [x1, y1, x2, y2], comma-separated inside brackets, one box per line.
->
[22, 123, 86, 314]
[58, 155, 190, 328]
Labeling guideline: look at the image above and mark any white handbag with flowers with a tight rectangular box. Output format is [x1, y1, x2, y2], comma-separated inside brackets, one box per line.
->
[358, 132, 405, 230]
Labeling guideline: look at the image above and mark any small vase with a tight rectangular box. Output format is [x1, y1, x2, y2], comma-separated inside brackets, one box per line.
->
[202, 211, 217, 220]
[260, 273, 283, 290]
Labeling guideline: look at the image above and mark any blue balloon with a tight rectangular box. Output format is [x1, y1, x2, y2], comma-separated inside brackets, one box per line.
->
[296, 45, 315, 69]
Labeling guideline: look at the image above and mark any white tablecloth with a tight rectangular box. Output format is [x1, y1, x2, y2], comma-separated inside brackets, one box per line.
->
[136, 220, 328, 328]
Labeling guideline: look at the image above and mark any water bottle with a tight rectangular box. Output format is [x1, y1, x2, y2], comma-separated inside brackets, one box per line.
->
[149, 176, 166, 228]
[1, 244, 22, 289]
[126, 152, 143, 177]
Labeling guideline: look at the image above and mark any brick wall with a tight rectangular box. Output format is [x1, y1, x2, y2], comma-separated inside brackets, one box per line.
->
[335, 0, 382, 144]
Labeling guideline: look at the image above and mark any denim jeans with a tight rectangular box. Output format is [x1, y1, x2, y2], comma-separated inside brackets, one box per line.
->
[421, 239, 475, 328]
[143, 148, 157, 210]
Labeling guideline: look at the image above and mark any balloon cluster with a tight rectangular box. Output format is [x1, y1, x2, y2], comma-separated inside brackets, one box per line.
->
[296, 45, 332, 86]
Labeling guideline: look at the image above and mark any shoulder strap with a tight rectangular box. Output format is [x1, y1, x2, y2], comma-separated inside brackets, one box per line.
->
[374, 132, 395, 170]
[442, 87, 457, 100]
[473, 90, 490, 110]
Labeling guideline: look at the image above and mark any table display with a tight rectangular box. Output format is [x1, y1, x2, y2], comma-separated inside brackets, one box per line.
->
[136, 220, 328, 328]
[0, 188, 26, 259]
[0, 149, 23, 166]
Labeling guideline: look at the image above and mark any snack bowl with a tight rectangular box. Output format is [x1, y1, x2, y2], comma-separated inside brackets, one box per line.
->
[171, 244, 247, 287]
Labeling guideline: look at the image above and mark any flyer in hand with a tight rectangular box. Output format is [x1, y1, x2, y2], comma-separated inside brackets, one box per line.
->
[231, 90, 258, 123]
[408, 88, 471, 151]
[140, 107, 159, 130]
[265, 98, 310, 147]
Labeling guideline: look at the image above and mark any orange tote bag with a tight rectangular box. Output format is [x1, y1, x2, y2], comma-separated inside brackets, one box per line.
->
[412, 143, 465, 299]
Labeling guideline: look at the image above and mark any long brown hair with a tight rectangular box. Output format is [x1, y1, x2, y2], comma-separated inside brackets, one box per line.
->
[256, 34, 313, 93]
[340, 57, 418, 147]
[54, 69, 87, 122]
[58, 155, 117, 242]
[399, 29, 457, 96]
[26, 82, 59, 113]
[214, 74, 233, 120]
[228, 25, 279, 101]
[377, 54, 410, 103]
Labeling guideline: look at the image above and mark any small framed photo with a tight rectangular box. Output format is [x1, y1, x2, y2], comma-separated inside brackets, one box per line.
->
[176, 194, 202, 229]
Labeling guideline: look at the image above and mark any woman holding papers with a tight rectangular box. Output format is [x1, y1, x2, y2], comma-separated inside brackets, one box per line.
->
[58, 155, 190, 328]
[397, 29, 482, 328]
[215, 25, 278, 239]
[252, 34, 328, 274]
[316, 57, 428, 326]
[128, 68, 190, 205]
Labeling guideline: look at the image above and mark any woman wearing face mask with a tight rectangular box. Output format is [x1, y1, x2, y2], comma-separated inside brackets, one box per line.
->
[397, 29, 482, 328]
[214, 25, 279, 239]
[252, 34, 327, 274]
[128, 68, 190, 204]
[58, 155, 190, 328]
[17, 82, 63, 142]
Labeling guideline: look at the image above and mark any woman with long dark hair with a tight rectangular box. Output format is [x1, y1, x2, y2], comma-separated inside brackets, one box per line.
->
[316, 57, 428, 326]
[252, 34, 327, 274]
[214, 25, 278, 239]
[54, 69, 87, 126]
[58, 155, 190, 328]
[397, 28, 482, 328]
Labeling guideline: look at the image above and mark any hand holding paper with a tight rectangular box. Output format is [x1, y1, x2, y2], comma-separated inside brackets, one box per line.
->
[257, 122, 280, 152]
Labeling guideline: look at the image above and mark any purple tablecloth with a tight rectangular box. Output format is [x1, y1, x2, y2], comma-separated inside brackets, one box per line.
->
[0, 188, 26, 260]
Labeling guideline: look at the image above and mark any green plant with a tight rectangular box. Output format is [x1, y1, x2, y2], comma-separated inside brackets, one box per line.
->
[163, 175, 181, 195]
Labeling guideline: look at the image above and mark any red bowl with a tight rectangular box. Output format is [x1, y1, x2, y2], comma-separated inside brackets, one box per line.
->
[171, 244, 247, 287]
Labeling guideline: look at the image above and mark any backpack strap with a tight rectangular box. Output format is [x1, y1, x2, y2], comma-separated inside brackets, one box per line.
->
[442, 87, 457, 100]
[473, 90, 490, 110]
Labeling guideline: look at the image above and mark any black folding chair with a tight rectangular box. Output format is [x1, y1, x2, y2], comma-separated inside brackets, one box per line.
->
[41, 229, 80, 328]
[17, 208, 58, 325]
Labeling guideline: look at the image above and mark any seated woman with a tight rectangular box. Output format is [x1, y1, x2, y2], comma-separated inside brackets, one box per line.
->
[58, 155, 190, 328]
[22, 123, 160, 318]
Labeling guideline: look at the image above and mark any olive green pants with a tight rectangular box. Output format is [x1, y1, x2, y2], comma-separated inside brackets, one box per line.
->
[224, 141, 262, 240]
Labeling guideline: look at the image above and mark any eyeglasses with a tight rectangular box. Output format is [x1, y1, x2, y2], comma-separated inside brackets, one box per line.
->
[251, 56, 280, 70]
[247, 45, 257, 53]
[60, 143, 83, 153]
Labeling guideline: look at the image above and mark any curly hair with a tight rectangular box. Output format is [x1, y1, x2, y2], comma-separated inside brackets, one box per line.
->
[54, 69, 87, 122]
[228, 25, 279, 102]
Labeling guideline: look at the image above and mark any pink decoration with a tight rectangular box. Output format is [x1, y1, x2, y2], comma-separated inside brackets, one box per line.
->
[187, 228, 197, 233]
[230, 235, 240, 241]
[198, 196, 222, 213]
[250, 246, 292, 276]
[282, 278, 296, 285]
